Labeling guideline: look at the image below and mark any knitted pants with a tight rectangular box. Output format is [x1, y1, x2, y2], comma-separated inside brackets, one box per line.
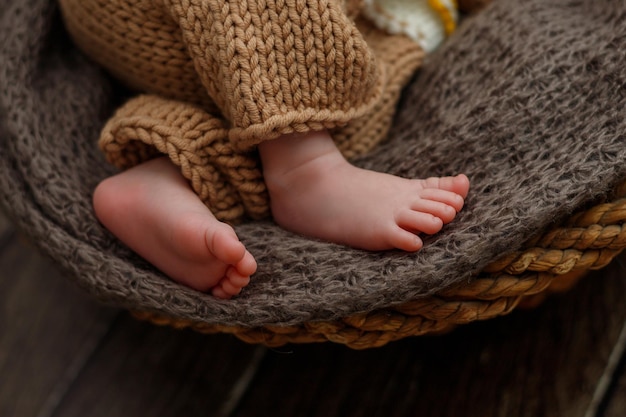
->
[59, 0, 424, 222]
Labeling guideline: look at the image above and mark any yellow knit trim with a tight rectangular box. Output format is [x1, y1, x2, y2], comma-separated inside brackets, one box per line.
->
[428, 0, 457, 35]
[362, 0, 458, 52]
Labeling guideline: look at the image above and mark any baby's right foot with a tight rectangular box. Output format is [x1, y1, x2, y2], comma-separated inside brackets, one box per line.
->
[259, 130, 470, 251]
[93, 157, 256, 298]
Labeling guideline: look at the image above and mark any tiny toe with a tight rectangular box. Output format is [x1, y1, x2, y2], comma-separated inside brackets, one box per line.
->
[419, 189, 465, 212]
[422, 175, 470, 198]
[227, 268, 251, 288]
[389, 227, 423, 252]
[397, 211, 443, 235]
[220, 278, 243, 296]
[211, 283, 231, 299]
[412, 200, 457, 224]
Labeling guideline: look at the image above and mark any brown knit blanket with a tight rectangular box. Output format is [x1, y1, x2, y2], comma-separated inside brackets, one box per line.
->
[1, 0, 625, 327]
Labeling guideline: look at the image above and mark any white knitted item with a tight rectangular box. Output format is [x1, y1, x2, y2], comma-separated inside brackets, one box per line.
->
[362, 0, 457, 52]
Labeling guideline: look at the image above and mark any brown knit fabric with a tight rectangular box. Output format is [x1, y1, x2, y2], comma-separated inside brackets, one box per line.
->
[3, 0, 626, 330]
[60, 0, 423, 222]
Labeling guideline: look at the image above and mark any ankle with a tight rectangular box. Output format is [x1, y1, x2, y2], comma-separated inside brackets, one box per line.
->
[259, 130, 344, 183]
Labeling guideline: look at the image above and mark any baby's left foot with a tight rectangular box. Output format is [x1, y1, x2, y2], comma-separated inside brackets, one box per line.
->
[259, 130, 469, 251]
[93, 157, 256, 298]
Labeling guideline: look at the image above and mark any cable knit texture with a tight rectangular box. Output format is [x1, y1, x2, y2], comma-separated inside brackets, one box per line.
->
[161, 0, 383, 147]
[59, 0, 388, 148]
[1, 0, 626, 327]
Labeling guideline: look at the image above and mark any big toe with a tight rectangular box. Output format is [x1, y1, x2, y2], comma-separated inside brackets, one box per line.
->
[206, 225, 247, 265]
[450, 174, 470, 198]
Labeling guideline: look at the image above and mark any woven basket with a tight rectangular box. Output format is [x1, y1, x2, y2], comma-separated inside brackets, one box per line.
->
[132, 182, 626, 349]
[4, 0, 626, 352]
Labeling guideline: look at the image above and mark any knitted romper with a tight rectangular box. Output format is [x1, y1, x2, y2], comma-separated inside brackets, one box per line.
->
[58, 0, 460, 223]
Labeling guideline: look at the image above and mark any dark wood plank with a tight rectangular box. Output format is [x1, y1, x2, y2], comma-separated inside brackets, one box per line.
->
[233, 256, 626, 417]
[0, 210, 11, 235]
[0, 210, 14, 250]
[600, 319, 626, 417]
[52, 317, 266, 417]
[0, 232, 118, 417]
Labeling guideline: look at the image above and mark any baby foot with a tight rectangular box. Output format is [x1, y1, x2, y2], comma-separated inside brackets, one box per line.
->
[260, 130, 470, 251]
[93, 157, 256, 298]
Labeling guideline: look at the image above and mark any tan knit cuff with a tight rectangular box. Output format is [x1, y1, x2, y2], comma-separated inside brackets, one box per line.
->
[99, 95, 270, 223]
[164, 0, 384, 150]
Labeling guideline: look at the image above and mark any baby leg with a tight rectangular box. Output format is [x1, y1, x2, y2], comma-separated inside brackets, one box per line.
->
[93, 157, 256, 298]
[259, 130, 470, 251]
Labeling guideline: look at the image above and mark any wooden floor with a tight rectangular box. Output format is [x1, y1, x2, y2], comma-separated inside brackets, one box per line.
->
[2, 210, 626, 417]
